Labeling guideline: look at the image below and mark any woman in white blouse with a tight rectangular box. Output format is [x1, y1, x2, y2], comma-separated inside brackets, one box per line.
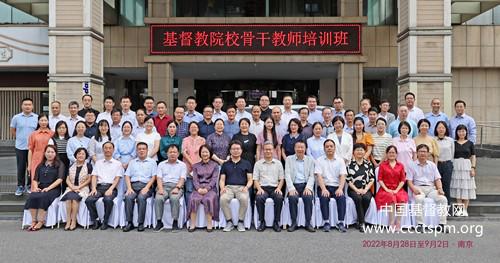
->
[327, 116, 353, 164]
[306, 122, 326, 159]
[434, 120, 455, 204]
[135, 116, 160, 161]
[88, 120, 111, 163]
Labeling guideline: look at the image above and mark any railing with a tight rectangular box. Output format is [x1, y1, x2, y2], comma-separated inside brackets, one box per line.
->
[477, 122, 500, 149]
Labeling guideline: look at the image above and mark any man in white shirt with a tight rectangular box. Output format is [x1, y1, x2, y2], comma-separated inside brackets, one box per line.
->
[49, 101, 67, 131]
[120, 96, 137, 128]
[85, 141, 123, 230]
[272, 106, 287, 137]
[235, 96, 252, 121]
[67, 101, 84, 136]
[249, 105, 264, 136]
[96, 96, 115, 124]
[212, 96, 228, 122]
[281, 95, 299, 126]
[405, 92, 425, 123]
[153, 144, 186, 232]
[332, 96, 346, 119]
[315, 139, 348, 232]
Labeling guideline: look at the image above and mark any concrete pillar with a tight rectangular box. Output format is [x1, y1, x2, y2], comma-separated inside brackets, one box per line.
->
[397, 0, 452, 114]
[148, 63, 174, 114]
[48, 0, 104, 115]
[319, 78, 336, 106]
[338, 0, 363, 17]
[338, 63, 363, 110]
[178, 78, 195, 105]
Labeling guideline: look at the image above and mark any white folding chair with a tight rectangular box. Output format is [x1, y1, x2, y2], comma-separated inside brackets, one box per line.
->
[218, 198, 252, 229]
[151, 196, 187, 229]
[94, 177, 125, 228]
[57, 200, 91, 229]
[314, 184, 357, 228]
[187, 203, 220, 228]
[22, 197, 60, 229]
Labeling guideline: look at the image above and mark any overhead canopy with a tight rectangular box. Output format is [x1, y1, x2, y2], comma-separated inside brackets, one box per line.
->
[452, 0, 500, 24]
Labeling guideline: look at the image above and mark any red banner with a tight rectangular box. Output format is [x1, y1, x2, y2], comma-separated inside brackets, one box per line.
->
[150, 24, 361, 55]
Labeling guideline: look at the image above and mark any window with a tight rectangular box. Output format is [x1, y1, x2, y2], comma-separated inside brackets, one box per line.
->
[0, 2, 45, 24]
[364, 0, 397, 26]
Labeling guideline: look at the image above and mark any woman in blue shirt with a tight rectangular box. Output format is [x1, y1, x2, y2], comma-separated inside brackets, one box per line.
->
[306, 122, 326, 159]
[113, 121, 136, 170]
[281, 118, 304, 159]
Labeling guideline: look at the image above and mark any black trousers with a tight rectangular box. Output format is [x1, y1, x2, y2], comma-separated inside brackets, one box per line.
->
[347, 189, 372, 224]
[288, 183, 314, 226]
[438, 160, 453, 205]
[15, 149, 29, 187]
[124, 182, 153, 224]
[85, 184, 118, 224]
[256, 186, 283, 223]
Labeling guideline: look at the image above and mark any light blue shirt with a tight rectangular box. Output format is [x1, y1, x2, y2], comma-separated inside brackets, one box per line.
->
[212, 110, 228, 122]
[425, 111, 449, 136]
[307, 109, 323, 124]
[183, 111, 203, 123]
[306, 136, 326, 159]
[66, 136, 91, 164]
[449, 113, 476, 143]
[388, 118, 418, 138]
[355, 113, 369, 126]
[10, 112, 38, 150]
[294, 158, 306, 184]
[113, 136, 137, 165]
[125, 157, 157, 184]
[224, 120, 240, 138]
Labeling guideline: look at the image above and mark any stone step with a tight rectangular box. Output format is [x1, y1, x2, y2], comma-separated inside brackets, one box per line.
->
[474, 194, 500, 202]
[468, 202, 500, 215]
[0, 201, 24, 213]
[0, 193, 28, 202]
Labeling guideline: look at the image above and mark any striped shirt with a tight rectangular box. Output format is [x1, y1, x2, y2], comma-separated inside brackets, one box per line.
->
[372, 132, 393, 161]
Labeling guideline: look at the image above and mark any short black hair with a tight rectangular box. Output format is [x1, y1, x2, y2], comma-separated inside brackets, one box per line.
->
[287, 118, 302, 134]
[398, 121, 412, 135]
[68, 101, 79, 108]
[417, 119, 431, 130]
[434, 121, 449, 137]
[226, 105, 237, 112]
[22, 98, 33, 103]
[332, 116, 345, 127]
[144, 96, 155, 102]
[333, 96, 343, 102]
[404, 92, 415, 99]
[186, 96, 197, 102]
[157, 101, 167, 107]
[229, 140, 243, 150]
[353, 143, 366, 151]
[198, 144, 213, 159]
[102, 141, 115, 149]
[136, 141, 148, 149]
[368, 107, 379, 114]
[73, 147, 89, 160]
[455, 124, 468, 140]
[81, 94, 93, 101]
[120, 95, 131, 102]
[416, 144, 429, 152]
[111, 109, 122, 116]
[454, 100, 466, 108]
[376, 117, 387, 125]
[104, 96, 115, 103]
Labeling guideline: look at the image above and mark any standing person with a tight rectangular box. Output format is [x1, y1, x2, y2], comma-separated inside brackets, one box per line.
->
[306, 122, 326, 159]
[48, 121, 70, 174]
[88, 120, 111, 163]
[198, 105, 215, 139]
[211, 96, 228, 122]
[284, 141, 316, 232]
[435, 121, 455, 205]
[67, 121, 91, 165]
[346, 143, 375, 232]
[249, 105, 264, 136]
[306, 95, 323, 124]
[298, 107, 313, 140]
[332, 96, 346, 118]
[83, 110, 98, 138]
[28, 114, 54, 191]
[281, 118, 304, 159]
[60, 147, 92, 231]
[272, 106, 287, 138]
[78, 94, 99, 118]
[143, 96, 157, 117]
[281, 95, 299, 126]
[259, 95, 272, 121]
[135, 117, 161, 162]
[344, 110, 355, 134]
[220, 140, 253, 232]
[355, 98, 371, 126]
[11, 98, 38, 196]
[388, 105, 418, 138]
[450, 125, 477, 217]
[66, 101, 84, 136]
[133, 108, 157, 137]
[449, 100, 477, 144]
[232, 118, 257, 166]
[188, 145, 220, 232]
[365, 107, 379, 134]
[321, 107, 334, 138]
[182, 122, 206, 207]
[371, 118, 393, 167]
[256, 117, 282, 160]
[184, 96, 203, 123]
[327, 116, 353, 164]
[113, 121, 136, 170]
[315, 139, 348, 232]
[96, 96, 115, 125]
[414, 119, 440, 164]
[153, 101, 173, 137]
[254, 142, 285, 232]
[375, 145, 408, 232]
[24, 145, 65, 231]
[49, 101, 66, 132]
[404, 92, 425, 123]
[123, 142, 157, 232]
[159, 121, 182, 162]
[352, 117, 374, 161]
[425, 98, 449, 136]
[120, 96, 137, 128]
[206, 119, 231, 165]
[85, 142, 123, 230]
[109, 109, 123, 141]
[223, 105, 240, 138]
[235, 96, 252, 121]
[378, 100, 396, 127]
[392, 121, 417, 173]
[173, 106, 189, 139]
[154, 144, 186, 232]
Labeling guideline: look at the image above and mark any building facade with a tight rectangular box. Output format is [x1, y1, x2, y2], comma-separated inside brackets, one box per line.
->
[1, 0, 500, 143]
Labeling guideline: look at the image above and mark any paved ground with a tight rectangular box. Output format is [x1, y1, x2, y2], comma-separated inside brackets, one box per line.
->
[0, 220, 498, 263]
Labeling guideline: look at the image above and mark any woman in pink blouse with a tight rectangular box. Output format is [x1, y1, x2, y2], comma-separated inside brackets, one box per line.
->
[392, 121, 416, 173]
[182, 122, 206, 207]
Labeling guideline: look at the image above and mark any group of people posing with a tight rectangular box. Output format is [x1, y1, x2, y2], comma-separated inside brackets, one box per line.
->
[10, 92, 477, 233]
